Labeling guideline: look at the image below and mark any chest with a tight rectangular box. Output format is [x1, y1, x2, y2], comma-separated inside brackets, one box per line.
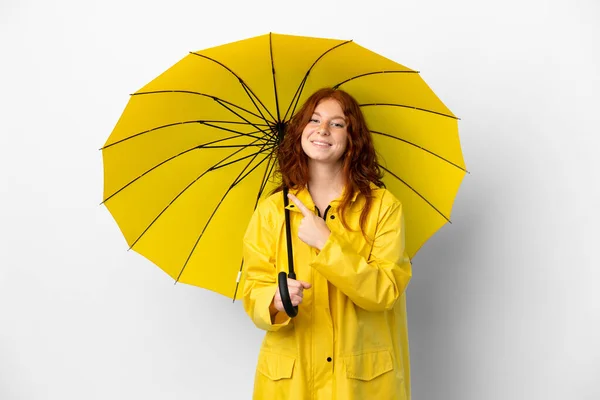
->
[274, 204, 374, 276]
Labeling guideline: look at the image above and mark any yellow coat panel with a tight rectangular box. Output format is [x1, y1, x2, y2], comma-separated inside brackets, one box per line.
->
[242, 186, 412, 400]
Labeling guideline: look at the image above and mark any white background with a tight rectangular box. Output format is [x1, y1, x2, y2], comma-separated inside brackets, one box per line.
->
[1, 0, 599, 399]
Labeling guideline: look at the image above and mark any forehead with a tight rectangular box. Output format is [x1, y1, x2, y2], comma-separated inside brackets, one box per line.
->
[313, 98, 345, 119]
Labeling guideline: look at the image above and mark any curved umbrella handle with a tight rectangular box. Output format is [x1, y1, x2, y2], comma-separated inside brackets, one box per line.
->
[278, 271, 298, 318]
[280, 187, 298, 318]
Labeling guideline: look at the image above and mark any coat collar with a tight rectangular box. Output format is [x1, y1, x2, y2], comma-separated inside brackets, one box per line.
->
[284, 184, 369, 214]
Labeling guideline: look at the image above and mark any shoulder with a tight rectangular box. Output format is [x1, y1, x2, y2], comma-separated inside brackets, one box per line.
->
[366, 188, 404, 229]
[260, 190, 285, 210]
[253, 191, 285, 224]
[368, 186, 402, 211]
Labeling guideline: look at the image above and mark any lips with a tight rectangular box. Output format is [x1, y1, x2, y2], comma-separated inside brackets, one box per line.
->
[311, 140, 331, 147]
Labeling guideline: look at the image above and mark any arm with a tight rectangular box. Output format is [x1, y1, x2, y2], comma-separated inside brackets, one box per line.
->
[241, 202, 292, 331]
[309, 200, 412, 312]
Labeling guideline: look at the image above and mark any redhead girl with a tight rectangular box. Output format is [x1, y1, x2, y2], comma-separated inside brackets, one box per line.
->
[242, 88, 412, 400]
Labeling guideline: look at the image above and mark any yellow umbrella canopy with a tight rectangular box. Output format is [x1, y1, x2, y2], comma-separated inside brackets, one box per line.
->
[102, 32, 466, 300]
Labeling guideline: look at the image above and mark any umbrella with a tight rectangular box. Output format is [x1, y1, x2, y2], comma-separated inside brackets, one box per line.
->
[101, 32, 467, 304]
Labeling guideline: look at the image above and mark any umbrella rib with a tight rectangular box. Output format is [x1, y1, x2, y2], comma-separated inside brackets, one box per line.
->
[232, 152, 278, 302]
[232, 258, 245, 303]
[230, 145, 278, 188]
[213, 97, 278, 138]
[203, 122, 267, 140]
[101, 134, 266, 204]
[211, 143, 277, 172]
[239, 83, 271, 124]
[256, 153, 278, 206]
[133, 90, 269, 123]
[126, 137, 266, 250]
[284, 77, 308, 123]
[332, 70, 419, 89]
[283, 39, 353, 121]
[102, 120, 268, 150]
[371, 130, 467, 172]
[269, 33, 282, 123]
[201, 143, 266, 149]
[175, 142, 275, 283]
[190, 52, 276, 123]
[360, 103, 458, 120]
[380, 165, 451, 223]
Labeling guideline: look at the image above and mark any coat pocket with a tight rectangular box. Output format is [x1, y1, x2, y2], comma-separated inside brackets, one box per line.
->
[257, 350, 296, 381]
[343, 349, 394, 381]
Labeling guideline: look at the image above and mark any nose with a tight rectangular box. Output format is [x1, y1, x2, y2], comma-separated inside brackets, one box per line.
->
[318, 122, 330, 135]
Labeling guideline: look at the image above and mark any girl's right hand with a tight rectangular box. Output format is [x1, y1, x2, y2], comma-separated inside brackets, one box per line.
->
[273, 279, 312, 312]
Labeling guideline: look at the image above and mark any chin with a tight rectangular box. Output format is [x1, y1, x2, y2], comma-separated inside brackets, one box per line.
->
[308, 156, 343, 165]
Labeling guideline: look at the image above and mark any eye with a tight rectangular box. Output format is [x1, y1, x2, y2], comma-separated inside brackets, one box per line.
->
[309, 118, 319, 123]
[332, 122, 345, 128]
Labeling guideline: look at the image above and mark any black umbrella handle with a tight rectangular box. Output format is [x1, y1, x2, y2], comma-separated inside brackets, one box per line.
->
[279, 187, 298, 318]
[278, 271, 298, 318]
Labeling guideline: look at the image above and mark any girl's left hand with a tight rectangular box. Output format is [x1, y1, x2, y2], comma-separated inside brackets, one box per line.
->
[287, 193, 331, 251]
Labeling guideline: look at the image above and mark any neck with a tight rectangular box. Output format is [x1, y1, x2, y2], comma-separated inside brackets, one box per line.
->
[307, 161, 345, 196]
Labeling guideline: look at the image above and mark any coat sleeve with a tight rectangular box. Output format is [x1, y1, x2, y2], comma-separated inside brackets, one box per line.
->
[241, 201, 292, 331]
[309, 199, 412, 312]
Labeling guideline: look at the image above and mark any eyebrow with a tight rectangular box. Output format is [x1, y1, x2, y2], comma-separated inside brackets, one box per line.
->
[313, 111, 346, 121]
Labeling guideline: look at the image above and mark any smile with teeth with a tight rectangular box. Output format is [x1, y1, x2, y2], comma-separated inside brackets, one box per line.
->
[311, 140, 332, 147]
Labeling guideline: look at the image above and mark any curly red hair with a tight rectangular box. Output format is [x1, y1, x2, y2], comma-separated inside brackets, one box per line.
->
[274, 88, 384, 237]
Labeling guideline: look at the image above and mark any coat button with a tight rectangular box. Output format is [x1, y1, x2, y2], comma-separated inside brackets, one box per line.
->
[330, 215, 335, 220]
[327, 357, 332, 362]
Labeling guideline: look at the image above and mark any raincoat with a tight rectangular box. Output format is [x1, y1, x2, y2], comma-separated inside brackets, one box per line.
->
[242, 185, 412, 400]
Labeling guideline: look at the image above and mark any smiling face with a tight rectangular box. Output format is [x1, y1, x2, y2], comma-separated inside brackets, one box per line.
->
[301, 98, 349, 166]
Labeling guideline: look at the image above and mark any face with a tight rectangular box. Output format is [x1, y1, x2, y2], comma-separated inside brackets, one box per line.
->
[301, 98, 348, 166]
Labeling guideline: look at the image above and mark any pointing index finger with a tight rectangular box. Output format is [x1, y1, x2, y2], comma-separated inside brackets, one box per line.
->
[287, 193, 312, 217]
